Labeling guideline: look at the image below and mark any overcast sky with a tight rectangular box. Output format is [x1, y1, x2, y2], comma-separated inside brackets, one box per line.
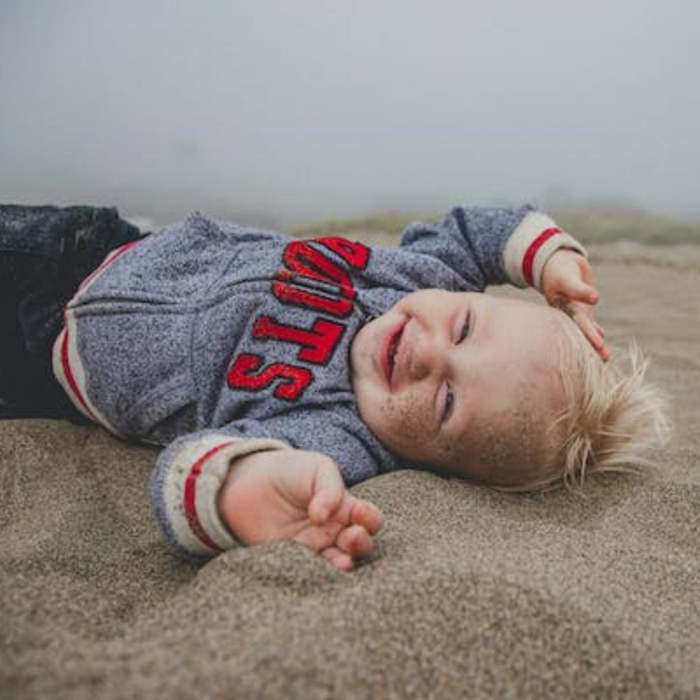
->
[2, 0, 699, 227]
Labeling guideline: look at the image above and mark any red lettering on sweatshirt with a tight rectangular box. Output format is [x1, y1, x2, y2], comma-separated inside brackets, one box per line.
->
[283, 241, 356, 299]
[317, 237, 370, 269]
[227, 354, 312, 401]
[227, 236, 370, 402]
[253, 316, 345, 365]
[271, 237, 369, 317]
[271, 281, 354, 317]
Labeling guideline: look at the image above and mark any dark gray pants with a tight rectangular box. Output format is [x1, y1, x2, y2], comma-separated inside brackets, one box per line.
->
[0, 205, 144, 419]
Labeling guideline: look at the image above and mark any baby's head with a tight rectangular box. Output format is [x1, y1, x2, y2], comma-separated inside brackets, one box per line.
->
[350, 289, 668, 490]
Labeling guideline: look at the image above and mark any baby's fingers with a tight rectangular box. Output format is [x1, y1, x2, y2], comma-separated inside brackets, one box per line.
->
[348, 498, 384, 535]
[567, 280, 599, 305]
[336, 523, 374, 559]
[319, 524, 375, 571]
[308, 457, 344, 525]
[547, 255, 599, 306]
[553, 271, 598, 306]
[320, 546, 354, 572]
[571, 257, 599, 304]
[571, 305, 610, 361]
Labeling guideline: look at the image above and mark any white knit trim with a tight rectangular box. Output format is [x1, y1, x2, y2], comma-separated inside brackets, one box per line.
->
[51, 316, 118, 433]
[503, 211, 587, 290]
[162, 435, 288, 556]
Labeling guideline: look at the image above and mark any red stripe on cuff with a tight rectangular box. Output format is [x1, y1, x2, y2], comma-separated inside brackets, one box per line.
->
[522, 227, 562, 286]
[183, 441, 236, 552]
[61, 327, 96, 420]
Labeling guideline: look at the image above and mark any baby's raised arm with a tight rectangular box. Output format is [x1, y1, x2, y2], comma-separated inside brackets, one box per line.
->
[217, 448, 384, 571]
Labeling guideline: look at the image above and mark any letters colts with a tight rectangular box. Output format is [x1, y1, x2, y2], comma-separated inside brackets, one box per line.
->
[227, 237, 370, 400]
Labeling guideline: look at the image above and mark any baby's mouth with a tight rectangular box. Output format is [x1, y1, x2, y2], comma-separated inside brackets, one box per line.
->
[381, 321, 405, 389]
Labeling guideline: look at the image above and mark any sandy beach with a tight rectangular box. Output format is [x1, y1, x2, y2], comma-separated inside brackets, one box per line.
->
[1, 243, 698, 699]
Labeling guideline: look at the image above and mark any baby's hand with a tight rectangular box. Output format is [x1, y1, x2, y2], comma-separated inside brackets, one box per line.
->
[541, 249, 610, 361]
[217, 449, 383, 572]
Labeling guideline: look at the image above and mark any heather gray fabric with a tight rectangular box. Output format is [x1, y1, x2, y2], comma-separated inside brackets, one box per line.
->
[1, 247, 697, 698]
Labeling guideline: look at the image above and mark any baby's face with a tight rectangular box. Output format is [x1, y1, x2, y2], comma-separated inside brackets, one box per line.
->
[350, 290, 567, 485]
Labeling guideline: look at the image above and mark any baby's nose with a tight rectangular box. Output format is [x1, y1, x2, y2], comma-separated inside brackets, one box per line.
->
[410, 331, 442, 381]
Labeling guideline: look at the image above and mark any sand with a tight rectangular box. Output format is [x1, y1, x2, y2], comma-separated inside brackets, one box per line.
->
[1, 244, 698, 699]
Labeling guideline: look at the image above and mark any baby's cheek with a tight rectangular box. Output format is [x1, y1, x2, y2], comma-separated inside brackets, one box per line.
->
[379, 393, 431, 448]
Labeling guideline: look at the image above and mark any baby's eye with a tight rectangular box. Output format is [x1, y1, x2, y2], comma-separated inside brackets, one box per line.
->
[457, 315, 471, 343]
[442, 386, 455, 423]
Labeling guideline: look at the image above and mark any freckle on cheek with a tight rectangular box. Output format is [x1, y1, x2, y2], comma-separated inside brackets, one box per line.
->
[383, 395, 425, 441]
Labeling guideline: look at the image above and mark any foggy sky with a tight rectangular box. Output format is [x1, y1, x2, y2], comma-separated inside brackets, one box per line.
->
[2, 0, 699, 228]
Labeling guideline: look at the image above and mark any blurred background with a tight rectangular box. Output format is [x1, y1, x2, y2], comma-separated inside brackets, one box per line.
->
[2, 0, 699, 241]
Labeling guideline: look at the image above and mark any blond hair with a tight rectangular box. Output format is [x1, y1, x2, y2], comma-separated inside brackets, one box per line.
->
[452, 309, 670, 493]
[548, 325, 671, 490]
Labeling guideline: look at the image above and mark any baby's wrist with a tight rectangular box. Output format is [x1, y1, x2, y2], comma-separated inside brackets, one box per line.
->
[215, 449, 282, 545]
[216, 455, 251, 541]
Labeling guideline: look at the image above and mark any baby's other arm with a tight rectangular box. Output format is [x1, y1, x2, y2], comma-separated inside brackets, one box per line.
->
[399, 205, 587, 292]
[217, 449, 383, 572]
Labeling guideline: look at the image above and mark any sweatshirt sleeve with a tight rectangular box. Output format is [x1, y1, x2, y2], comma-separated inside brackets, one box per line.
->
[399, 205, 586, 291]
[149, 405, 394, 559]
[150, 429, 288, 558]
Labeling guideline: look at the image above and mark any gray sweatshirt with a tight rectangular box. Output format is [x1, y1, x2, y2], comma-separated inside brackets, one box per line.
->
[52, 205, 584, 557]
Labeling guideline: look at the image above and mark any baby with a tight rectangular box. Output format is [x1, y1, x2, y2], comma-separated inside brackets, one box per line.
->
[1, 204, 667, 571]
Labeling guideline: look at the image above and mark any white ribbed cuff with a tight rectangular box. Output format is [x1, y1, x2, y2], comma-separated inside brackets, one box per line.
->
[161, 435, 288, 556]
[503, 211, 587, 290]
